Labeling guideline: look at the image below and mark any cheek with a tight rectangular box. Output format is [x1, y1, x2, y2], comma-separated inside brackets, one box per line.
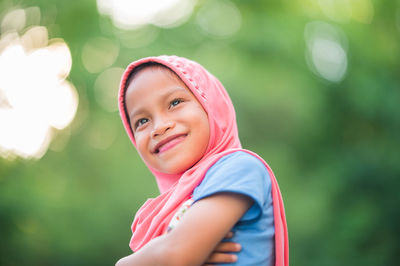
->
[195, 112, 210, 149]
[134, 133, 149, 156]
[201, 122, 210, 149]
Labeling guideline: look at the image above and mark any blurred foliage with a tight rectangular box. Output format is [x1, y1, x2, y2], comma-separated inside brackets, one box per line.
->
[1, 0, 399, 265]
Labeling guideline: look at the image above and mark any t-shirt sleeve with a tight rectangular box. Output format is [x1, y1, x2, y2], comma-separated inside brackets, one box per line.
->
[192, 151, 271, 223]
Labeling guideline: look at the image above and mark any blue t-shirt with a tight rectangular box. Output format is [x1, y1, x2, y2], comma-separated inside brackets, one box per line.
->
[192, 151, 275, 266]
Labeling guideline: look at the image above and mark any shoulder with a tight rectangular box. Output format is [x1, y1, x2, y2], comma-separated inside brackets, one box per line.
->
[207, 151, 268, 177]
[193, 151, 271, 204]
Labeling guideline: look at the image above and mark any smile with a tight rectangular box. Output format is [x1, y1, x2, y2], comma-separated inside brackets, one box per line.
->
[153, 134, 187, 154]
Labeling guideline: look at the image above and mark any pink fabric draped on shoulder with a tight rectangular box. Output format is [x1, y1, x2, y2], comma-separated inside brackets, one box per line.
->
[118, 55, 289, 266]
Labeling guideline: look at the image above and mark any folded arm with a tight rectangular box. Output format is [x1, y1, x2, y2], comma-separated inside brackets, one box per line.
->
[116, 192, 252, 266]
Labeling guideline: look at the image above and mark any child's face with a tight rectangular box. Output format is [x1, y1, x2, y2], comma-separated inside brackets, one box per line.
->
[125, 66, 210, 174]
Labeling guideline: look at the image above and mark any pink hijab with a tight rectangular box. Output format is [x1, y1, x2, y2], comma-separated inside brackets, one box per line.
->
[118, 55, 288, 266]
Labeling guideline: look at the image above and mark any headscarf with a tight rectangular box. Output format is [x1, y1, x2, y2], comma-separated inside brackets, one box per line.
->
[118, 55, 288, 266]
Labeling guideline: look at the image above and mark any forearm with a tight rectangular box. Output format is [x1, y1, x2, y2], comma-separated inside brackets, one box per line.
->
[116, 193, 252, 266]
[116, 235, 170, 266]
[115, 235, 192, 266]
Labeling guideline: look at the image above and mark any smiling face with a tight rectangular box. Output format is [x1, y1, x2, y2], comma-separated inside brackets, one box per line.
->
[124, 65, 210, 175]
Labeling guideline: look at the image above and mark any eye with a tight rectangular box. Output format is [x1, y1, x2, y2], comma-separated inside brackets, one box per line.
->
[134, 118, 149, 129]
[169, 98, 183, 108]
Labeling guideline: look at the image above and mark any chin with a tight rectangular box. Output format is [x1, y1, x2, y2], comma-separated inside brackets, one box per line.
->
[160, 160, 196, 175]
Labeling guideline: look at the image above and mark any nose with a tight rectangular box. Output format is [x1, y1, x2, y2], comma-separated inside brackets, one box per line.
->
[151, 117, 175, 138]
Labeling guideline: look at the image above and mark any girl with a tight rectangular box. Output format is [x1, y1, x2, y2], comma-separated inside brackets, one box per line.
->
[116, 55, 288, 266]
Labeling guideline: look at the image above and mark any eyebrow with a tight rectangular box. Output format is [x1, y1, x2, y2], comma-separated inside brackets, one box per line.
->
[128, 86, 190, 120]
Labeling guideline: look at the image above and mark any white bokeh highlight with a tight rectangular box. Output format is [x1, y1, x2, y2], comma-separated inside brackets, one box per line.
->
[97, 0, 197, 29]
[305, 21, 348, 83]
[0, 7, 78, 159]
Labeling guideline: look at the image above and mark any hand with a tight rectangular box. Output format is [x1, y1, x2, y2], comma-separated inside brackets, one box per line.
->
[203, 232, 241, 265]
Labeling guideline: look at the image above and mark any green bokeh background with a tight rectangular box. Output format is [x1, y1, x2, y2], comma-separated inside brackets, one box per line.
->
[1, 0, 399, 265]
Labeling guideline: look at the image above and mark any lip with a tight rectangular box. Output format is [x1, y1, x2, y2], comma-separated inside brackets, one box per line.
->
[152, 133, 187, 154]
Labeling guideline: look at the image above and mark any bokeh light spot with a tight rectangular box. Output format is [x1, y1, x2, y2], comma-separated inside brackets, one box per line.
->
[94, 67, 124, 112]
[96, 0, 197, 30]
[24, 6, 41, 26]
[318, 0, 352, 23]
[0, 7, 78, 159]
[81, 37, 119, 73]
[116, 26, 160, 49]
[196, 0, 241, 38]
[350, 0, 374, 24]
[20, 26, 48, 51]
[310, 38, 347, 82]
[1, 9, 26, 33]
[318, 0, 374, 24]
[305, 21, 348, 83]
